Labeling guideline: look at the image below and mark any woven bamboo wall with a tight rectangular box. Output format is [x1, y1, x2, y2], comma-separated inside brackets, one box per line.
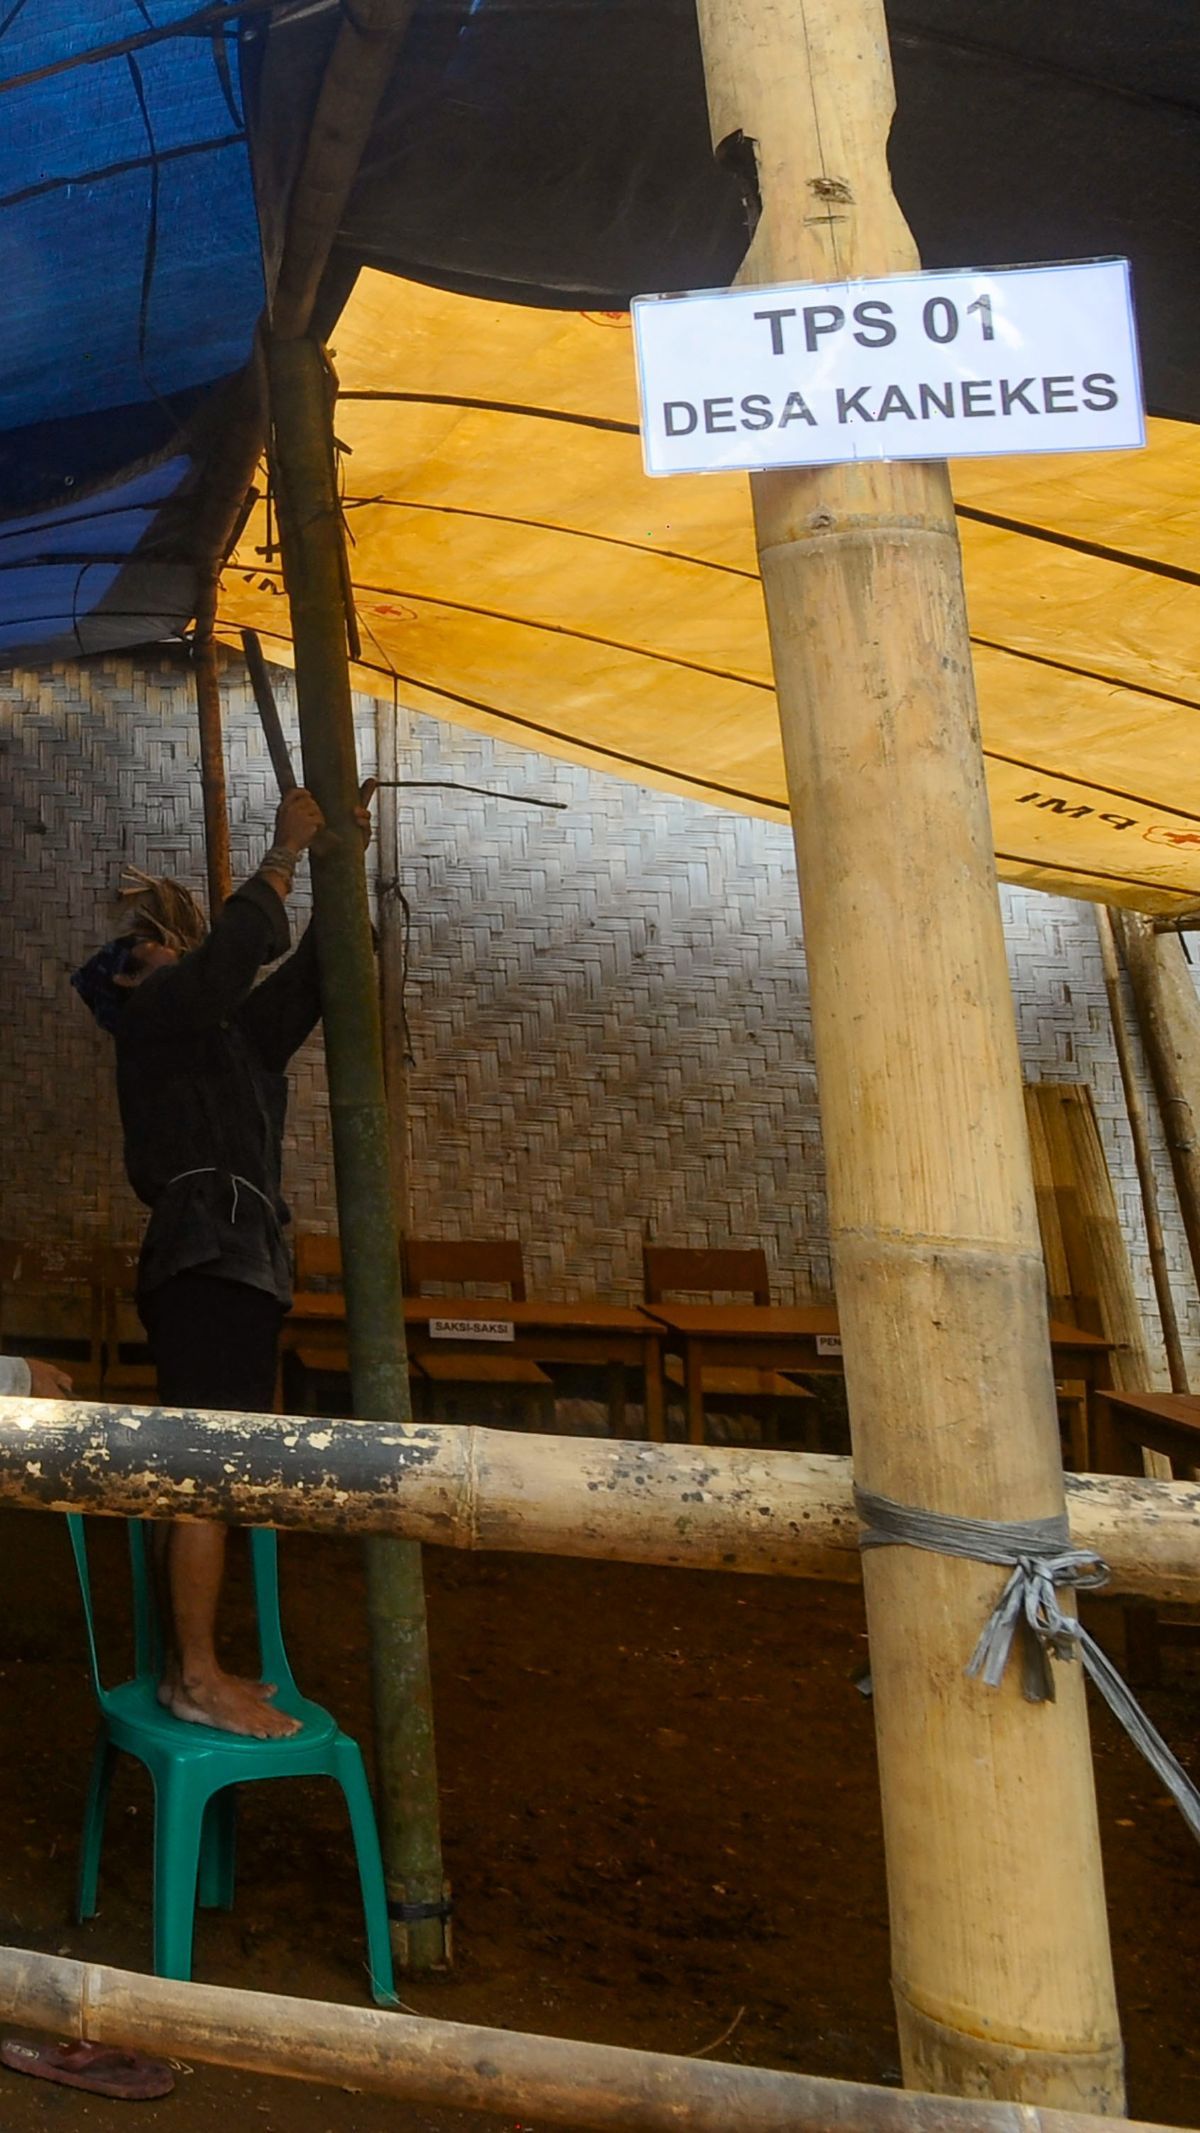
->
[1, 656, 1196, 1376]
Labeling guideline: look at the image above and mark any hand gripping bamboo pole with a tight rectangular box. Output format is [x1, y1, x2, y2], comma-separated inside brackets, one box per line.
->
[692, 0, 1123, 2107]
[268, 333, 447, 1972]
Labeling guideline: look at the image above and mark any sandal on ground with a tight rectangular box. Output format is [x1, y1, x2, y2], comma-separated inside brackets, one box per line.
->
[1, 2034, 175, 2099]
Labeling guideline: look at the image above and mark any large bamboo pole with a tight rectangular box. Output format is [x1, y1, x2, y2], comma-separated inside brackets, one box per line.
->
[2, 1951, 1190, 2133]
[1113, 911, 1200, 1309]
[692, 0, 1122, 2106]
[1094, 910, 1188, 1393]
[268, 334, 446, 1971]
[2, 1398, 1197, 1603]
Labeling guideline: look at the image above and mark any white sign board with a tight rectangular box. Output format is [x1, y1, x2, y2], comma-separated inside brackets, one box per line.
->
[631, 259, 1143, 475]
[428, 1318, 515, 1343]
[815, 1334, 844, 1358]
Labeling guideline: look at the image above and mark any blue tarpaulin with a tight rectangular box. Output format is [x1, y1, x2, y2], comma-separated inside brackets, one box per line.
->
[0, 0, 1196, 732]
[0, 0, 265, 658]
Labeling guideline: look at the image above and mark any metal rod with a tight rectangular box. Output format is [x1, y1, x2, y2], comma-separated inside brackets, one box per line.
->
[0, 1947, 1190, 2133]
[267, 331, 447, 1971]
[373, 781, 567, 809]
[1095, 907, 1190, 1392]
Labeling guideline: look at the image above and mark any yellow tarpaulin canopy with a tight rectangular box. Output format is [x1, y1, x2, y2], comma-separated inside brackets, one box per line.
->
[217, 271, 1200, 916]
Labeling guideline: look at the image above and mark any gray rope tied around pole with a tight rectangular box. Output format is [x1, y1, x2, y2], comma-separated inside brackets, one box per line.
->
[854, 1486, 1200, 1844]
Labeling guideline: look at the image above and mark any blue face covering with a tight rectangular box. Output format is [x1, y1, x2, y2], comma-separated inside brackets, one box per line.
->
[70, 939, 138, 1034]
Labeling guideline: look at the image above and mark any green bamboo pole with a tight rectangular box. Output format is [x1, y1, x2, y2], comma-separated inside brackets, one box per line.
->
[267, 332, 448, 1972]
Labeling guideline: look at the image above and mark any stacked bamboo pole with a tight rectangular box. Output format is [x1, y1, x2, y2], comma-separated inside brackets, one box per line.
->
[1112, 911, 1200, 1306]
[1095, 911, 1188, 1393]
[692, 0, 1122, 2106]
[1026, 1085, 1153, 1394]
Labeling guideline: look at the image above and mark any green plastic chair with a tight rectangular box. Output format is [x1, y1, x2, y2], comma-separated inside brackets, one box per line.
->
[65, 1515, 398, 2006]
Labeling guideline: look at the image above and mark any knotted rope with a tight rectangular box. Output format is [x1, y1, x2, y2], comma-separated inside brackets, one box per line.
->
[855, 1486, 1200, 1843]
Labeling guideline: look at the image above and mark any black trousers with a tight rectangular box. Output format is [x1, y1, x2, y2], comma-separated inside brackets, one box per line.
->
[141, 1272, 282, 1413]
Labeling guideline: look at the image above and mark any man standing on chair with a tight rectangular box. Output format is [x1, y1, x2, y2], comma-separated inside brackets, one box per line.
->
[72, 784, 371, 1740]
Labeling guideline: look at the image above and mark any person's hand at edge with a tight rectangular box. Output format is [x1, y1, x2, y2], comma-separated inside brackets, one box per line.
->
[29, 1359, 73, 1398]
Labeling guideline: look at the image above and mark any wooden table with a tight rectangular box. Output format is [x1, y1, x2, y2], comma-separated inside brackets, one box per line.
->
[1093, 1388, 1200, 1477]
[284, 1293, 665, 1439]
[642, 1302, 1113, 1448]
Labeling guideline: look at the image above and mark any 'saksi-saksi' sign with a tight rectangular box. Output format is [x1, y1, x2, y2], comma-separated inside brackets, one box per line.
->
[632, 259, 1143, 475]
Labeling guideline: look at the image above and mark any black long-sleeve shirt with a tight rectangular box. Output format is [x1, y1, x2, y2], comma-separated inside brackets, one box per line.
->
[114, 877, 322, 1305]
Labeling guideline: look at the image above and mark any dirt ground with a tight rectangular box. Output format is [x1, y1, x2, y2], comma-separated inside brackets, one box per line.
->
[0, 1505, 1196, 2133]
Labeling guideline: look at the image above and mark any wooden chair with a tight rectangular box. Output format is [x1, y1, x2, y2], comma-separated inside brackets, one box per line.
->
[285, 1233, 422, 1410]
[293, 1234, 345, 1293]
[403, 1238, 555, 1431]
[404, 1238, 528, 1299]
[0, 1240, 106, 1396]
[642, 1244, 815, 1446]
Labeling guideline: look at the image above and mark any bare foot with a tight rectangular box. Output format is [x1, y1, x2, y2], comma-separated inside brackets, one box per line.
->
[157, 1668, 277, 1712]
[164, 1669, 302, 1739]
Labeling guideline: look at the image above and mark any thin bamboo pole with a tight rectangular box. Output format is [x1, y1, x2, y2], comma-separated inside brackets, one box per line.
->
[1, 1399, 1197, 1604]
[268, 333, 447, 1971]
[272, 0, 418, 339]
[192, 573, 233, 915]
[1095, 910, 1188, 1393]
[1113, 910, 1200, 1310]
[692, 0, 1122, 2106]
[1, 1950, 1190, 2133]
[375, 691, 412, 1229]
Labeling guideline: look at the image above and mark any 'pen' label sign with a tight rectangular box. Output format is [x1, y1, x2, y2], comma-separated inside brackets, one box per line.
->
[631, 259, 1143, 475]
[428, 1318, 515, 1342]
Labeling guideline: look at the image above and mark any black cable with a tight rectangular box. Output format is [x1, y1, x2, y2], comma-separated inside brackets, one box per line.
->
[374, 780, 567, 810]
[0, 131, 244, 212]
